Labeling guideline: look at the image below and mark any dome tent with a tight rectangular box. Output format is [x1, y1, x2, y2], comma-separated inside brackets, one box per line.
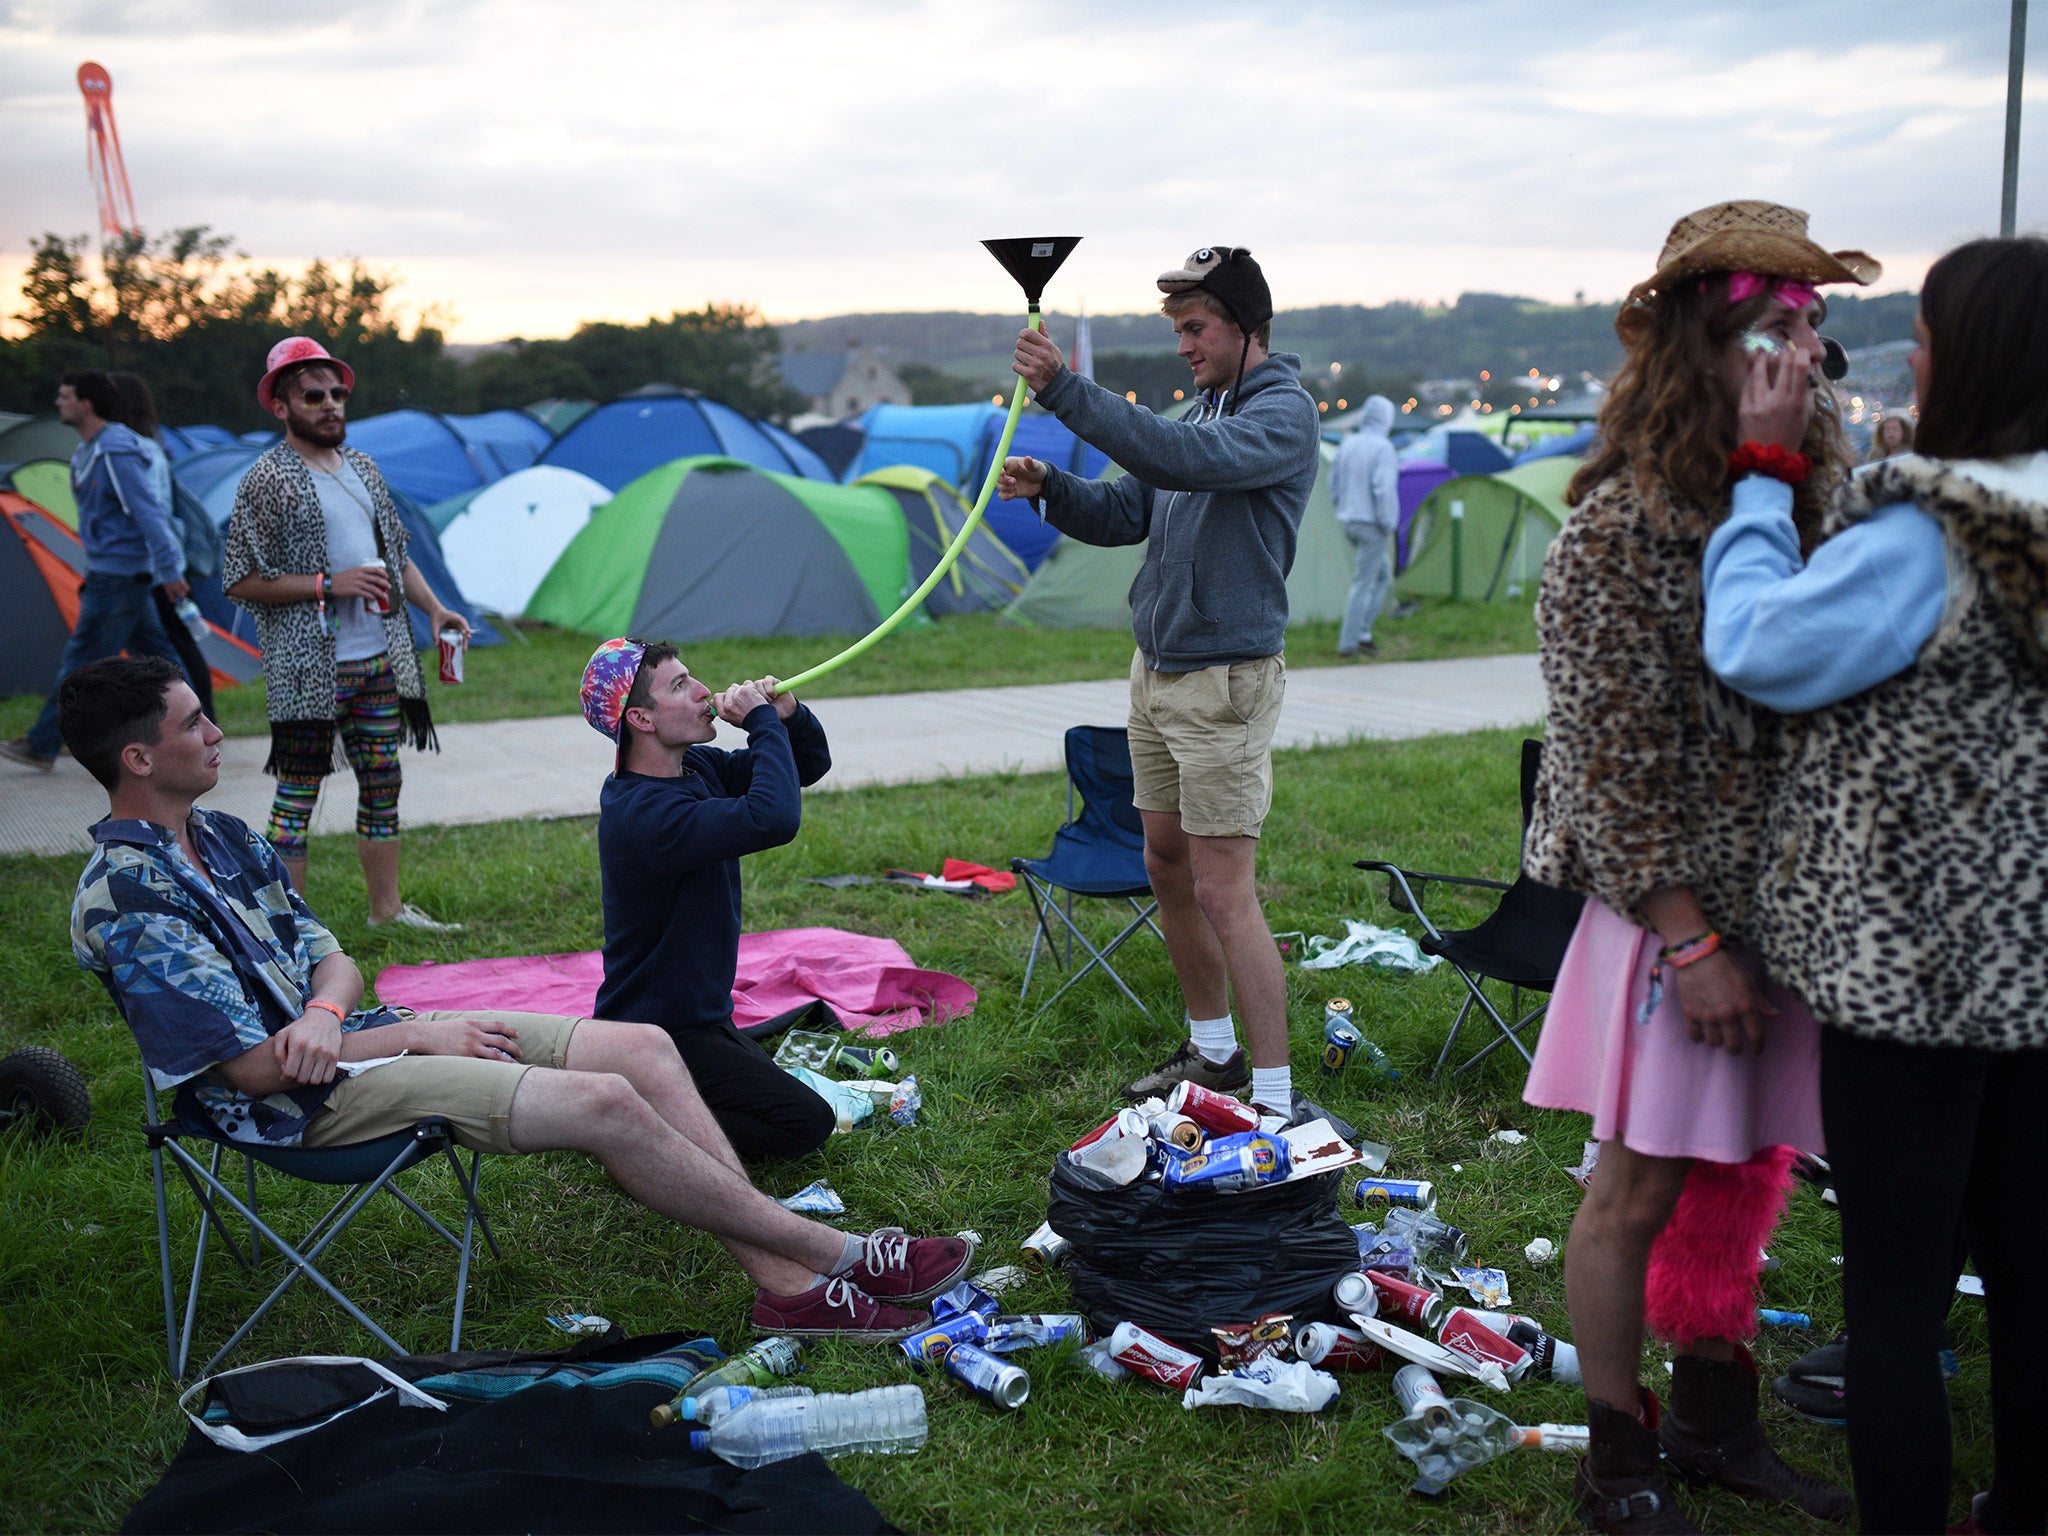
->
[526, 457, 909, 641]
[1396, 456, 1578, 602]
[434, 465, 612, 618]
[0, 414, 81, 467]
[537, 389, 832, 492]
[6, 460, 76, 528]
[854, 464, 1030, 615]
[342, 408, 549, 506]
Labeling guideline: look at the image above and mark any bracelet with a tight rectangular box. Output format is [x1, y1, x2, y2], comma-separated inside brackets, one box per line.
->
[1659, 931, 1723, 969]
[303, 998, 347, 1025]
[1727, 442, 1811, 484]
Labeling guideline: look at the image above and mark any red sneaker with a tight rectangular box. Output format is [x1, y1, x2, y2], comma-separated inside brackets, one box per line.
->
[750, 1275, 928, 1341]
[841, 1226, 975, 1304]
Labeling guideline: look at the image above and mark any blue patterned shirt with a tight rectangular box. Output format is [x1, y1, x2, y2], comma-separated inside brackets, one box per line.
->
[71, 809, 399, 1145]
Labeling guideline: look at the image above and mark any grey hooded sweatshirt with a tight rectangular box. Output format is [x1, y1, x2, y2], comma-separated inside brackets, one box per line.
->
[1034, 353, 1321, 672]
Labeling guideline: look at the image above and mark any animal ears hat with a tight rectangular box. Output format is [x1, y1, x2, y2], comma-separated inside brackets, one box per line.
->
[1157, 246, 1274, 333]
[1618, 201, 1880, 340]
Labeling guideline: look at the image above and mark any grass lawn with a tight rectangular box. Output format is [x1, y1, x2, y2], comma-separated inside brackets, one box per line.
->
[0, 729, 1963, 1532]
[0, 599, 1536, 742]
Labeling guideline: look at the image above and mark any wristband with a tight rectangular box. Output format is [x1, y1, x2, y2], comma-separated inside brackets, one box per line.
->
[1727, 442, 1811, 484]
[303, 997, 347, 1025]
[1659, 931, 1723, 970]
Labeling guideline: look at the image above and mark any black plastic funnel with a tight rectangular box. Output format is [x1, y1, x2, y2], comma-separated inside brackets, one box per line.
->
[982, 237, 1081, 305]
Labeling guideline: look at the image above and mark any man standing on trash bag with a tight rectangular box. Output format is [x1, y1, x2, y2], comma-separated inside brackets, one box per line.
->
[583, 638, 836, 1162]
[998, 247, 1320, 1116]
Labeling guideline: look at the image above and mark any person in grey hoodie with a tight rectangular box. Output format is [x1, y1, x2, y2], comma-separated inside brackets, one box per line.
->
[1330, 395, 1401, 656]
[998, 246, 1320, 1115]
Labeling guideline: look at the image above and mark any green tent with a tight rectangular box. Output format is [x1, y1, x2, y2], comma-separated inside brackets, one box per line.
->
[855, 464, 1030, 614]
[1396, 456, 1579, 601]
[1002, 441, 1354, 629]
[0, 414, 80, 467]
[6, 460, 76, 529]
[526, 456, 909, 640]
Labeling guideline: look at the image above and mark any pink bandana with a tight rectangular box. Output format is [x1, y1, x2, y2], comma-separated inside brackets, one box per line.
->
[1724, 271, 1819, 309]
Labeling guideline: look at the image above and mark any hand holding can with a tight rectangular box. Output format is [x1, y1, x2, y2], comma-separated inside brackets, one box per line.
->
[438, 625, 466, 684]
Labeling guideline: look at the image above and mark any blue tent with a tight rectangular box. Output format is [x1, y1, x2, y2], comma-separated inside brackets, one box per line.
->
[1513, 422, 1598, 465]
[442, 409, 553, 477]
[159, 424, 240, 461]
[839, 403, 998, 485]
[537, 390, 831, 491]
[344, 410, 505, 505]
[175, 444, 267, 526]
[969, 412, 1109, 570]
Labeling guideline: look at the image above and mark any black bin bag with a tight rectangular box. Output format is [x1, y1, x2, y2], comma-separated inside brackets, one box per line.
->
[1046, 1152, 1362, 1355]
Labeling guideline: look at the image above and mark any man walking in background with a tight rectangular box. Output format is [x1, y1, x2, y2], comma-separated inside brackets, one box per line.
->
[3, 369, 191, 772]
[223, 338, 469, 931]
[1331, 394, 1401, 657]
[997, 246, 1320, 1118]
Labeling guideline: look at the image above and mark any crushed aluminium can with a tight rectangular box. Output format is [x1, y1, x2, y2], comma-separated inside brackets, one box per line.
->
[982, 1313, 1092, 1352]
[775, 1179, 846, 1215]
[931, 1282, 1003, 1323]
[1159, 1131, 1291, 1194]
[896, 1310, 987, 1370]
[1107, 1321, 1204, 1390]
[943, 1341, 1030, 1409]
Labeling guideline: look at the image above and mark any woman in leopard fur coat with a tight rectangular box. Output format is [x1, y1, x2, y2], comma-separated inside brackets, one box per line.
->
[1703, 237, 2048, 1535]
[1520, 202, 1868, 1534]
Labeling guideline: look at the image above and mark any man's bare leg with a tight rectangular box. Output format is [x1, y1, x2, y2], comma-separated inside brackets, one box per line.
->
[282, 853, 308, 893]
[358, 836, 402, 924]
[1186, 833, 1288, 1069]
[1140, 809, 1230, 1020]
[507, 1065, 839, 1296]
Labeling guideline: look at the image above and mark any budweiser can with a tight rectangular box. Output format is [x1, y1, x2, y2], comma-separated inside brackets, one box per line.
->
[437, 625, 465, 683]
[1352, 1176, 1437, 1212]
[1367, 1270, 1445, 1331]
[943, 1341, 1030, 1409]
[1107, 1321, 1204, 1390]
[1146, 1111, 1203, 1151]
[1071, 1108, 1148, 1152]
[1334, 1270, 1379, 1318]
[1438, 1308, 1533, 1382]
[896, 1311, 986, 1370]
[1167, 1080, 1260, 1136]
[1294, 1321, 1383, 1372]
[1392, 1363, 1456, 1430]
[1020, 1221, 1071, 1270]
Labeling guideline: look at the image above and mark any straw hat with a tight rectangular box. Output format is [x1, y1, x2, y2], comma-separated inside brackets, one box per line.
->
[1619, 200, 1881, 337]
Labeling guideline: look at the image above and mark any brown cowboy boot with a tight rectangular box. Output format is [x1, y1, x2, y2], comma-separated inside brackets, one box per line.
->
[1658, 1348, 1852, 1522]
[1577, 1390, 1698, 1534]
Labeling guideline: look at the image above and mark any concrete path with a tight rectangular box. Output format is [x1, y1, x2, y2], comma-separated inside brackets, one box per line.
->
[0, 653, 1545, 858]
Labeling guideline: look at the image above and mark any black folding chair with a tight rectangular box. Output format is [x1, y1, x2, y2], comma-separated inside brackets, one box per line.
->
[1011, 725, 1164, 1019]
[143, 1070, 500, 1382]
[1355, 738, 1584, 1078]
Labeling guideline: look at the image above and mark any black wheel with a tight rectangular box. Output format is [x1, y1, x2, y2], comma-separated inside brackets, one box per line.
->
[0, 1046, 92, 1140]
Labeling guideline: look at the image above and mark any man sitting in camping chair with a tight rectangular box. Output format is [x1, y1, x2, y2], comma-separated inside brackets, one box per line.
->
[63, 656, 969, 1340]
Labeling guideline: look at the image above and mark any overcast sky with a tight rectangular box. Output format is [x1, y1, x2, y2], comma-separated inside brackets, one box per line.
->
[3, 0, 2041, 340]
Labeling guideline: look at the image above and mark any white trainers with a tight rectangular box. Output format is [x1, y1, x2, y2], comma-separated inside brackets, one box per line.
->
[368, 902, 463, 932]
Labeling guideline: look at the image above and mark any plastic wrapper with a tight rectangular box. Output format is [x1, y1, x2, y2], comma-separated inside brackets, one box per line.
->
[888, 1075, 921, 1127]
[782, 1064, 872, 1132]
[1181, 1357, 1340, 1413]
[1450, 1266, 1512, 1308]
[1211, 1312, 1293, 1369]
[544, 1312, 611, 1335]
[968, 1265, 1027, 1295]
[776, 1179, 846, 1215]
[1077, 1339, 1129, 1379]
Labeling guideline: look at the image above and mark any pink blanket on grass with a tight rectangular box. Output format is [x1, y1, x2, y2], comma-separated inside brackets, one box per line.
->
[373, 926, 976, 1038]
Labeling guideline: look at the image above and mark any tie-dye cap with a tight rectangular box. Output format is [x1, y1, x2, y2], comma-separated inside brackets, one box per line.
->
[580, 637, 646, 768]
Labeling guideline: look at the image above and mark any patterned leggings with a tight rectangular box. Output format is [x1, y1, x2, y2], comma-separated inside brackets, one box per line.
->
[266, 654, 405, 858]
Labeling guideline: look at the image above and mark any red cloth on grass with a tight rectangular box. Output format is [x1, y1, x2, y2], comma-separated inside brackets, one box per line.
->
[940, 859, 1016, 893]
[375, 926, 976, 1038]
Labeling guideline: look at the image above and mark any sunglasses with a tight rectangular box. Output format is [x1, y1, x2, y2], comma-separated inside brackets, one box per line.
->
[294, 386, 350, 407]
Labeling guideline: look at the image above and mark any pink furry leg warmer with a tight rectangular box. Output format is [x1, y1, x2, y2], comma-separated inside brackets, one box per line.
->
[1642, 1144, 1797, 1345]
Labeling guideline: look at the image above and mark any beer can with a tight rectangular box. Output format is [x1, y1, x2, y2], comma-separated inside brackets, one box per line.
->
[982, 1313, 1092, 1352]
[1071, 1107, 1149, 1152]
[437, 626, 465, 684]
[931, 1282, 1002, 1323]
[1438, 1308, 1532, 1382]
[1167, 1080, 1261, 1136]
[1146, 1111, 1203, 1151]
[896, 1310, 986, 1370]
[1367, 1270, 1446, 1331]
[1020, 1221, 1071, 1270]
[1334, 1269, 1379, 1318]
[1107, 1321, 1204, 1390]
[1322, 1018, 1362, 1076]
[1159, 1130, 1291, 1193]
[1295, 1320, 1384, 1372]
[1352, 1176, 1437, 1212]
[1391, 1363, 1455, 1430]
[943, 1341, 1030, 1409]
[1324, 997, 1355, 1028]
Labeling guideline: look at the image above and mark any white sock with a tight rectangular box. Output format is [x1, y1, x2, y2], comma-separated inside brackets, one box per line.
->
[1187, 1013, 1238, 1064]
[1251, 1064, 1293, 1113]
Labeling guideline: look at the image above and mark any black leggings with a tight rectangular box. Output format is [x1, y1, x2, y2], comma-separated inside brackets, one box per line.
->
[669, 1017, 834, 1163]
[1823, 1026, 2048, 1534]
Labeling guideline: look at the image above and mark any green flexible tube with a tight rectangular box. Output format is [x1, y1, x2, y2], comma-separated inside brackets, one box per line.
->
[775, 309, 1042, 694]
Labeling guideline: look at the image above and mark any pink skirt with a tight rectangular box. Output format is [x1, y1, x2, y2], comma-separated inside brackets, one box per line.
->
[1523, 897, 1824, 1161]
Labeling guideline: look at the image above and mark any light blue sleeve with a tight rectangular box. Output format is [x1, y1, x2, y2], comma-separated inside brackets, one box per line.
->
[1701, 475, 1948, 711]
[107, 447, 187, 585]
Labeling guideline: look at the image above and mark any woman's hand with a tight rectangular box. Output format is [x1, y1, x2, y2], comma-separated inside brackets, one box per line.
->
[1737, 345, 1814, 452]
[1672, 948, 1776, 1054]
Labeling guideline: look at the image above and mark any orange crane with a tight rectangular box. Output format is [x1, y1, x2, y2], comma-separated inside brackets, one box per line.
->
[76, 62, 139, 238]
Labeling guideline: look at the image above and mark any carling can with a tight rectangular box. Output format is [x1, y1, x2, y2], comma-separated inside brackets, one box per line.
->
[1020, 1221, 1071, 1270]
[1166, 1080, 1260, 1136]
[1351, 1175, 1437, 1212]
[1107, 1321, 1204, 1390]
[1322, 1017, 1363, 1076]
[943, 1341, 1030, 1409]
[1438, 1307, 1532, 1382]
[1391, 1363, 1456, 1430]
[1294, 1320, 1384, 1372]
[437, 626, 465, 684]
[1367, 1270, 1446, 1331]
[983, 1313, 1092, 1352]
[896, 1310, 986, 1370]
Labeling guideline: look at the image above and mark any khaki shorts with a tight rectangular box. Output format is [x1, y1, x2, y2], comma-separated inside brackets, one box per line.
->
[1127, 651, 1286, 839]
[302, 1011, 583, 1155]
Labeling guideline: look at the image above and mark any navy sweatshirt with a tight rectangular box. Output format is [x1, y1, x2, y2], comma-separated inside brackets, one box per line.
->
[595, 703, 831, 1037]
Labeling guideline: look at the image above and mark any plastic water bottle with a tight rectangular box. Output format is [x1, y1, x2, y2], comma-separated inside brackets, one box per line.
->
[689, 1384, 927, 1468]
[681, 1383, 814, 1424]
[173, 596, 209, 643]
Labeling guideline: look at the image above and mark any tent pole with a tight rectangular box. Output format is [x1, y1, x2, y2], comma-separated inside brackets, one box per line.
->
[2004, 0, 2029, 238]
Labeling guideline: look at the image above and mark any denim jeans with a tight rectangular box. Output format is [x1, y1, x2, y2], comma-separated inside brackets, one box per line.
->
[1339, 523, 1394, 652]
[25, 569, 188, 758]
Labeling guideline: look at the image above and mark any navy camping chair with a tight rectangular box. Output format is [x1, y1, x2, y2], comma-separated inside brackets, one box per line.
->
[140, 1064, 499, 1382]
[1011, 726, 1164, 1019]
[1354, 738, 1584, 1078]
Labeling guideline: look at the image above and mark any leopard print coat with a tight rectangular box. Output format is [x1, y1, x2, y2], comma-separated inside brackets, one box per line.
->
[1752, 454, 2048, 1050]
[1523, 469, 1804, 938]
[221, 443, 435, 756]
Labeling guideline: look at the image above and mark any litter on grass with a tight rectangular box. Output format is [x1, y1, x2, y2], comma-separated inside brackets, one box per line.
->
[545, 1313, 611, 1335]
[1283, 921, 1443, 974]
[777, 1180, 846, 1215]
[1490, 1130, 1527, 1145]
[1524, 1238, 1556, 1265]
[1183, 1357, 1340, 1412]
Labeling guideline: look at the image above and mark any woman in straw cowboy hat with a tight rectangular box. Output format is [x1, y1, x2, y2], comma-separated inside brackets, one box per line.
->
[1521, 200, 1877, 1533]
